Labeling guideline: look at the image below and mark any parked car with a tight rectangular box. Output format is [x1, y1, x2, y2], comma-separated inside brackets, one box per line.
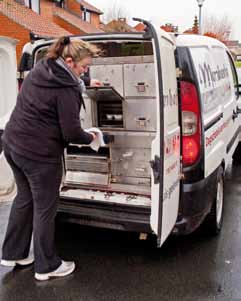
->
[1, 19, 241, 247]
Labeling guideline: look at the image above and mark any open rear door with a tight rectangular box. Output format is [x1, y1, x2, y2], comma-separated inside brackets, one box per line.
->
[0, 37, 18, 198]
[134, 20, 180, 247]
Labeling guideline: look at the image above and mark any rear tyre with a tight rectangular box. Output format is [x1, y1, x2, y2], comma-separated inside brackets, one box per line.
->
[204, 167, 224, 236]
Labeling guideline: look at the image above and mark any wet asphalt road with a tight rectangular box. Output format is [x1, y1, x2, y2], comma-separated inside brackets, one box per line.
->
[1, 164, 241, 300]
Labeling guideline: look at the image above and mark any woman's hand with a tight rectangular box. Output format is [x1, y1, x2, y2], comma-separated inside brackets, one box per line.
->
[90, 132, 97, 140]
[90, 79, 102, 87]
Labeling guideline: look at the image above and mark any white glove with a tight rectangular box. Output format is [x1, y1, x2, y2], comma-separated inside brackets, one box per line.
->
[84, 127, 106, 151]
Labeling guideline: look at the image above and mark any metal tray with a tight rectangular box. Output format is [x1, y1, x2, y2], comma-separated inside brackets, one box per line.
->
[86, 86, 124, 102]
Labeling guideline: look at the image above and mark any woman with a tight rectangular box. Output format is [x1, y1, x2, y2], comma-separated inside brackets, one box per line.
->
[0, 37, 100, 281]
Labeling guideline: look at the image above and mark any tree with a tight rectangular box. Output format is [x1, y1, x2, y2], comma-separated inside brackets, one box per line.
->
[183, 15, 199, 34]
[102, 1, 130, 24]
[192, 16, 199, 34]
[203, 15, 232, 43]
[161, 23, 178, 33]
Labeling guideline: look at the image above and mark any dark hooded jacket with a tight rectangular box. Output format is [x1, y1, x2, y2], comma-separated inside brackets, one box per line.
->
[2, 58, 93, 163]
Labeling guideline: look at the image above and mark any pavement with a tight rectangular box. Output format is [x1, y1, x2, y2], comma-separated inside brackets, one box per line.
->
[1, 163, 241, 300]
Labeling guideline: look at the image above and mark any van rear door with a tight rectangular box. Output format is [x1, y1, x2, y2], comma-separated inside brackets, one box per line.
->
[146, 24, 180, 247]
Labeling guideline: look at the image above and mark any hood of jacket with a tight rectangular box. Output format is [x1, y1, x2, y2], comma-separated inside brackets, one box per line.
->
[29, 58, 79, 89]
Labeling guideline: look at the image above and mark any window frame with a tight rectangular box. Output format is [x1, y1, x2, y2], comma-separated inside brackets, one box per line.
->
[226, 51, 239, 100]
[82, 9, 91, 23]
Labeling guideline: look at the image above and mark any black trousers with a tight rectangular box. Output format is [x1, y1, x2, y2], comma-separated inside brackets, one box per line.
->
[2, 144, 62, 273]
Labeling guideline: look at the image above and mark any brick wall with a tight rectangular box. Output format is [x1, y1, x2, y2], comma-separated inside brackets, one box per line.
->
[53, 15, 85, 35]
[90, 13, 100, 28]
[66, 0, 81, 15]
[66, 0, 101, 28]
[0, 13, 30, 64]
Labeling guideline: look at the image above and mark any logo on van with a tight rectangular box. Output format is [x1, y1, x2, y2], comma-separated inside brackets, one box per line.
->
[163, 89, 178, 108]
[206, 117, 231, 147]
[198, 63, 229, 88]
[165, 134, 180, 158]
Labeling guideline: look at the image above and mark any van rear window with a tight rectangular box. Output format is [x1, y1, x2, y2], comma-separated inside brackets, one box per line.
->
[94, 41, 153, 57]
[33, 41, 153, 66]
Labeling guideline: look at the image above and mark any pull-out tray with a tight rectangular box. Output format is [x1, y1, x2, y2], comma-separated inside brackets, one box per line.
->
[86, 86, 124, 102]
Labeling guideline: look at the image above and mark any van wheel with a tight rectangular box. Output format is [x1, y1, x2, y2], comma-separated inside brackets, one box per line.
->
[204, 167, 224, 235]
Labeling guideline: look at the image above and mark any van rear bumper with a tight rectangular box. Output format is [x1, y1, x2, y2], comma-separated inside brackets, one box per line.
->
[58, 197, 152, 233]
[58, 169, 217, 236]
[174, 170, 217, 235]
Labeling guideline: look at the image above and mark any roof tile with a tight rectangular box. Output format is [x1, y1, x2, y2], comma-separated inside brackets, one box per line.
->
[53, 7, 103, 34]
[0, 0, 71, 38]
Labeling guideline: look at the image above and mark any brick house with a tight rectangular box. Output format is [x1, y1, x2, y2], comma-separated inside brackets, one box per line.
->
[0, 0, 70, 62]
[134, 23, 146, 32]
[40, 0, 103, 35]
[161, 23, 178, 33]
[0, 0, 103, 62]
[65, 0, 103, 28]
[104, 18, 137, 33]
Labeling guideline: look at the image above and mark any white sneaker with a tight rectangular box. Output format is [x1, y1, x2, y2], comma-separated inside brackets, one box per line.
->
[1, 257, 34, 267]
[35, 261, 75, 281]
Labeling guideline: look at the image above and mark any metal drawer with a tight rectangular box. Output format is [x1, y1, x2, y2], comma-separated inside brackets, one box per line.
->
[65, 171, 109, 186]
[124, 63, 156, 98]
[106, 132, 155, 148]
[90, 65, 124, 96]
[66, 155, 109, 174]
[123, 98, 156, 131]
[111, 147, 151, 178]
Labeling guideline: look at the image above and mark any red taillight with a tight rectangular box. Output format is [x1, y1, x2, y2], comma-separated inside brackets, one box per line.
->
[180, 81, 201, 166]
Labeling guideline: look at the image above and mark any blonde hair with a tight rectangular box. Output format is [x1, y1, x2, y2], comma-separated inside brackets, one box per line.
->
[47, 36, 100, 61]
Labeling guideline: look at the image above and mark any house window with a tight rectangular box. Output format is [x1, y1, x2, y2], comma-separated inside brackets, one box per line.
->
[54, 0, 64, 8]
[81, 7, 91, 23]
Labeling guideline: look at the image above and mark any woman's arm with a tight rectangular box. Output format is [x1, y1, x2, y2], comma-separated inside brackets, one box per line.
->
[56, 88, 93, 145]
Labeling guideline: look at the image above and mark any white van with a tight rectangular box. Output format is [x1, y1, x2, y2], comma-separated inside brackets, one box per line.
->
[0, 37, 17, 198]
[1, 20, 241, 247]
[175, 34, 240, 235]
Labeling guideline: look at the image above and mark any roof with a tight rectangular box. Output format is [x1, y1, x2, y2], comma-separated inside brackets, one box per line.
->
[53, 7, 103, 34]
[175, 34, 227, 49]
[0, 0, 70, 38]
[77, 0, 103, 15]
[99, 22, 110, 32]
[134, 23, 146, 32]
[105, 19, 137, 33]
